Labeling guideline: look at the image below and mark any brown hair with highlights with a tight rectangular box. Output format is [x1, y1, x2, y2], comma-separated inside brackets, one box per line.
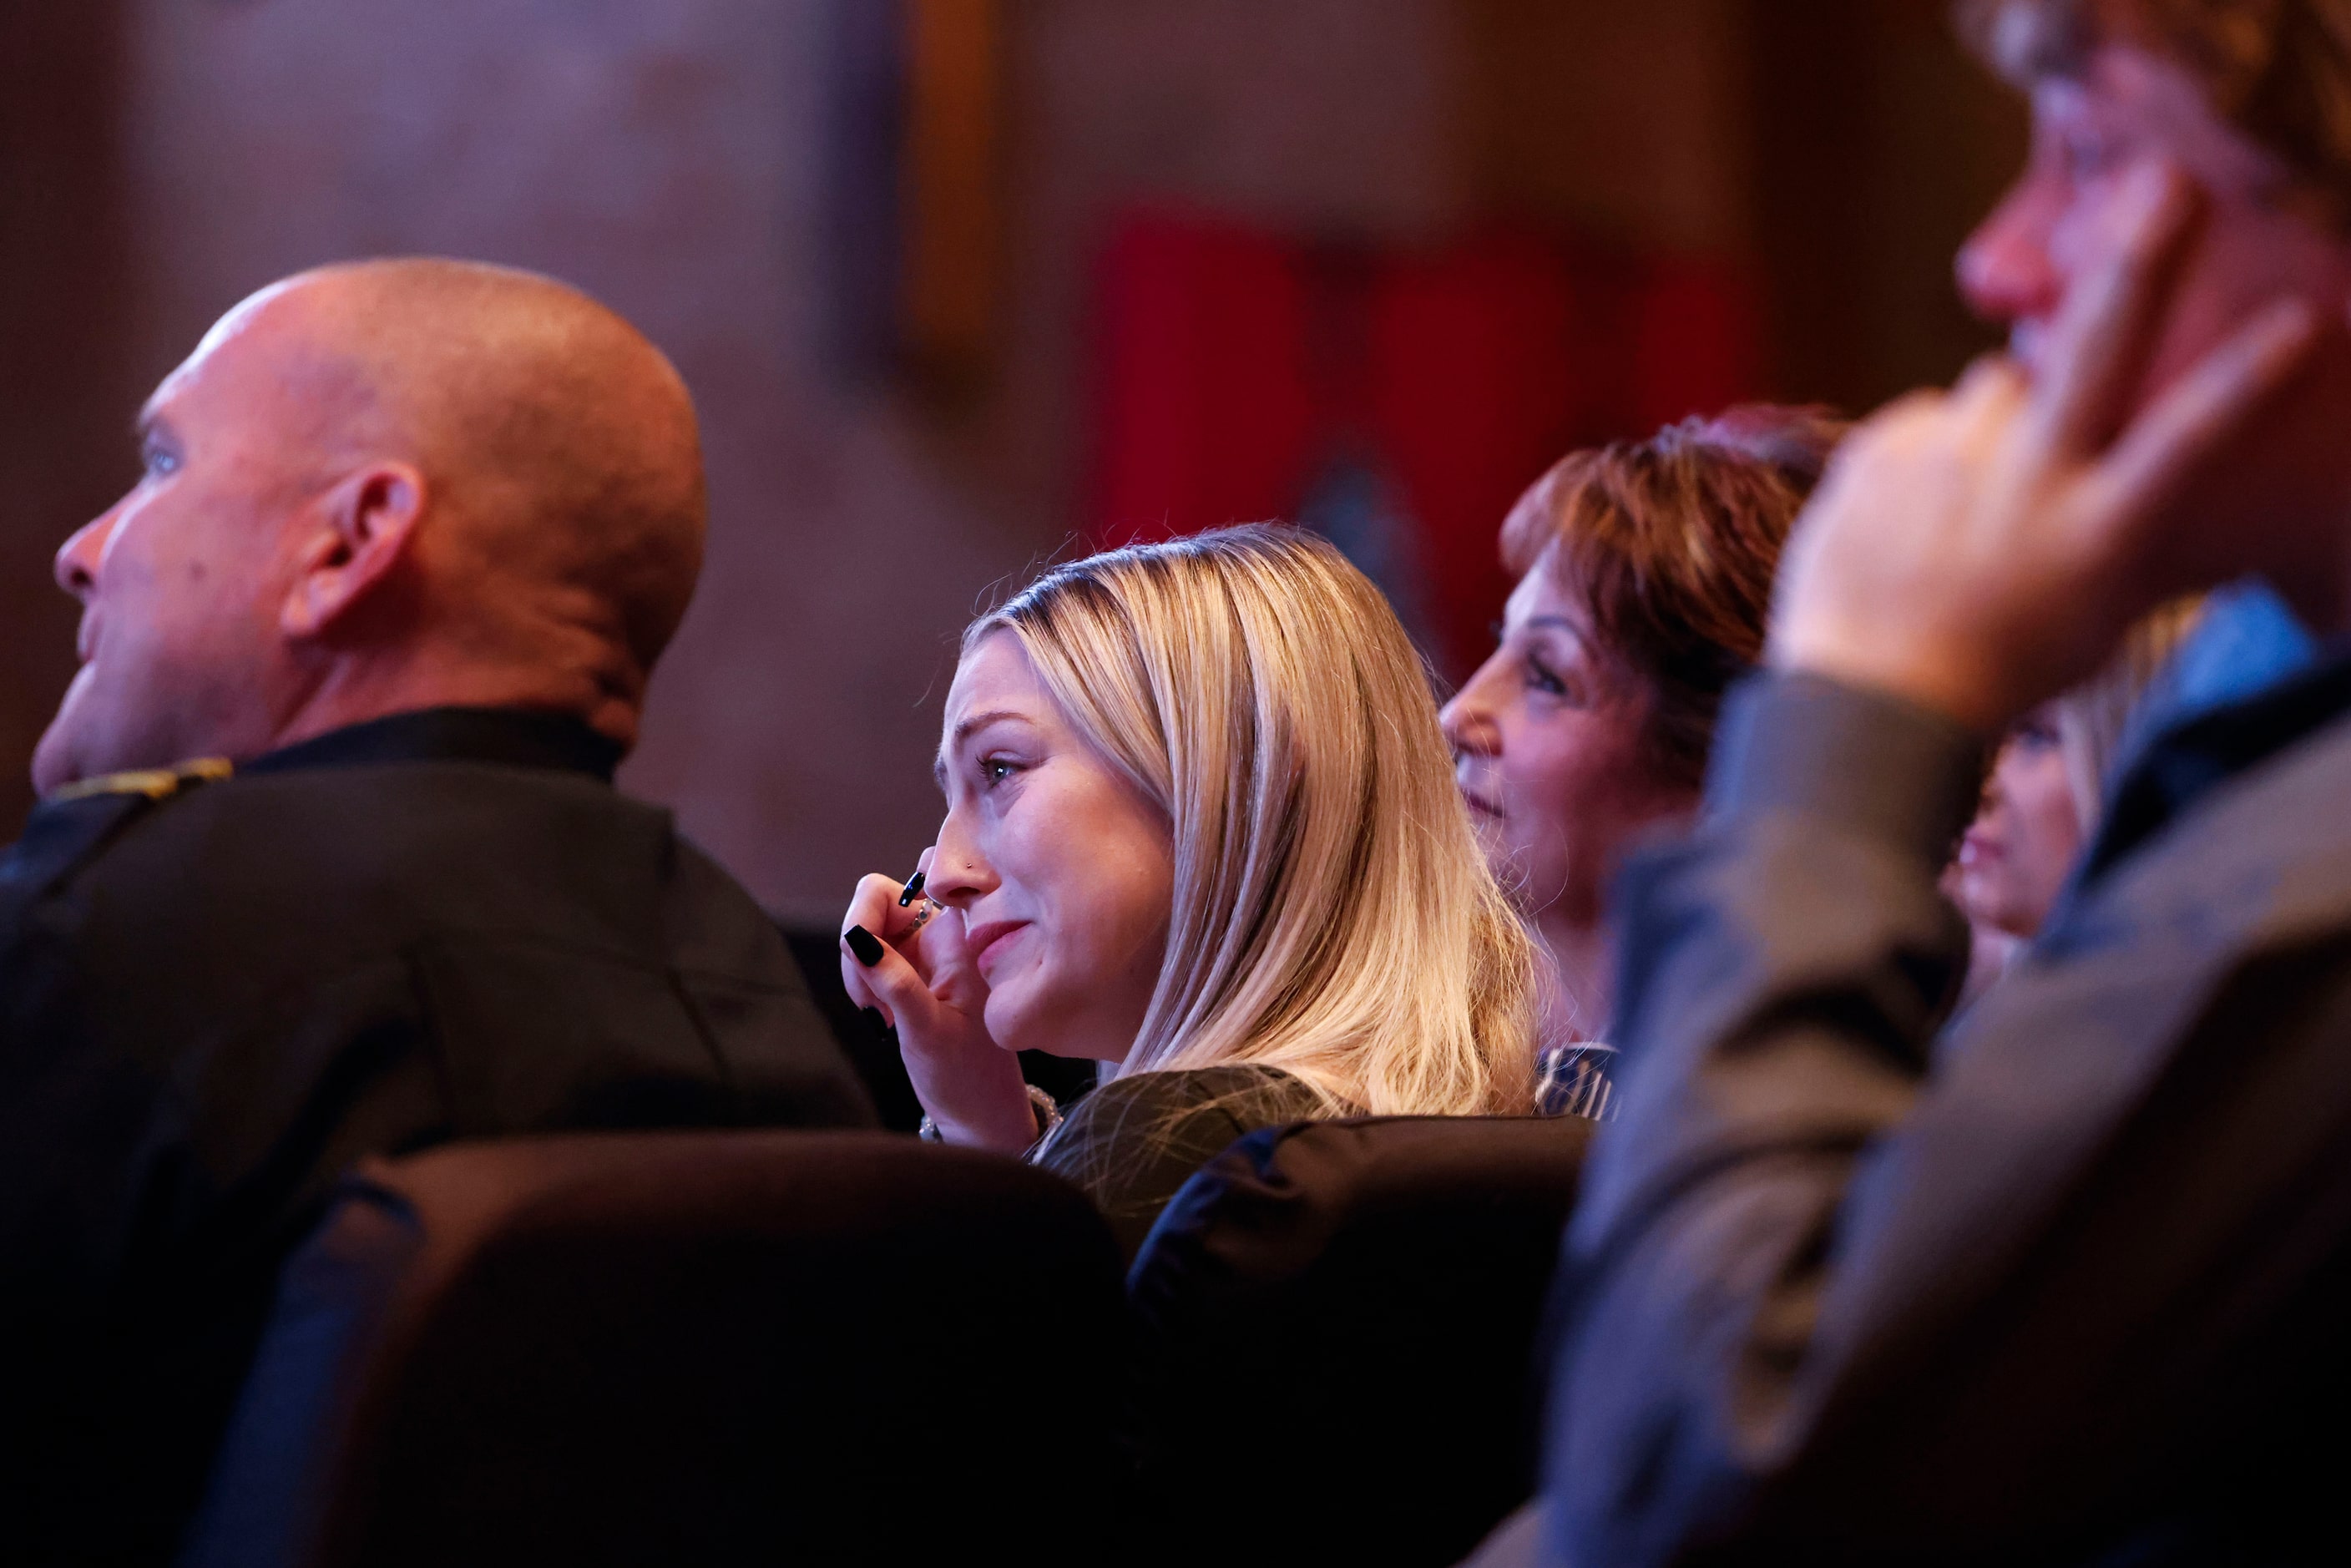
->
[1499, 406, 1846, 791]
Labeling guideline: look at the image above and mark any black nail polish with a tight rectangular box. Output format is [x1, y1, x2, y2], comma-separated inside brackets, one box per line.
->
[862, 1005, 888, 1034]
[845, 924, 884, 966]
[897, 870, 928, 908]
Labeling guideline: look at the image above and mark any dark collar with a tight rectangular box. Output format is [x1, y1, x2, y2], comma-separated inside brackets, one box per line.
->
[241, 706, 625, 783]
[2084, 642, 2351, 885]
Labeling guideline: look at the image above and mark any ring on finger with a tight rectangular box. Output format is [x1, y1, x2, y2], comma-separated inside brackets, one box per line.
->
[902, 896, 942, 936]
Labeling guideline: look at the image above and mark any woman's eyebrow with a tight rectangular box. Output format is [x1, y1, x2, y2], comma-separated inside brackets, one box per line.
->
[1521, 615, 1591, 647]
[948, 709, 1033, 750]
[933, 709, 1034, 788]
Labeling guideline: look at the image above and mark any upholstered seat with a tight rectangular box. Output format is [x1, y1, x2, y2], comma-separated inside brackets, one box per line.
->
[181, 1130, 1125, 1568]
[1123, 1115, 1593, 1568]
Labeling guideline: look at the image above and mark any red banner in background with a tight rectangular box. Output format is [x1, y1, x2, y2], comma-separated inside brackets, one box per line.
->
[1087, 208, 1762, 684]
[1090, 216, 1315, 554]
[1628, 256, 1764, 436]
[1363, 235, 1593, 684]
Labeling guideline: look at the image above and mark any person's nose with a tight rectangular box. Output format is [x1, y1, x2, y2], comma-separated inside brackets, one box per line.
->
[1440, 660, 1506, 762]
[53, 509, 120, 604]
[921, 807, 998, 908]
[1955, 173, 2065, 331]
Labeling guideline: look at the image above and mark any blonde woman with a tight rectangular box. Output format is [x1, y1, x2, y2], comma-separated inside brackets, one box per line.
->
[1953, 599, 2203, 952]
[839, 525, 1540, 1256]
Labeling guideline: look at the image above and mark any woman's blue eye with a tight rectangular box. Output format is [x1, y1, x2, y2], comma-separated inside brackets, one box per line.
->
[1524, 655, 1570, 699]
[981, 758, 1016, 786]
[144, 448, 179, 478]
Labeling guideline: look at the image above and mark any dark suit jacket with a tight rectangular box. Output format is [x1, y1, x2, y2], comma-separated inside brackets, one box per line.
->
[0, 706, 872, 1567]
[1548, 654, 2351, 1567]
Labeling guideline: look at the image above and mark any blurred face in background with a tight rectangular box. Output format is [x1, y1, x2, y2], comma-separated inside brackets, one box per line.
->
[1954, 38, 2351, 609]
[1955, 702, 2082, 941]
[1440, 556, 1694, 937]
[926, 630, 1175, 1062]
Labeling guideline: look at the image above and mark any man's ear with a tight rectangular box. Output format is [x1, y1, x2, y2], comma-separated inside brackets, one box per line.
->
[281, 463, 425, 640]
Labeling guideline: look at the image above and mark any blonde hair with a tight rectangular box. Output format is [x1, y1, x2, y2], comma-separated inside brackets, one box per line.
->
[967, 525, 1540, 1117]
[2054, 596, 2204, 830]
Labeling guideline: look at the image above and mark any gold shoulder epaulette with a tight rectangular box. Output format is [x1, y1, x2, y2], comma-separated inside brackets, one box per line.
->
[49, 756, 235, 804]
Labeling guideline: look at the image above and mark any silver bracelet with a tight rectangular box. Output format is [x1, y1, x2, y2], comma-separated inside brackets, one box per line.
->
[918, 1083, 1062, 1148]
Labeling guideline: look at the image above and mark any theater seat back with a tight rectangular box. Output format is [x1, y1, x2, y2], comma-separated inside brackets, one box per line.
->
[181, 1131, 1125, 1568]
[1122, 1115, 1592, 1568]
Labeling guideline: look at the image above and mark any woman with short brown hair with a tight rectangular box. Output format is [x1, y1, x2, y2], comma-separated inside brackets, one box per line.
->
[1441, 407, 1843, 1105]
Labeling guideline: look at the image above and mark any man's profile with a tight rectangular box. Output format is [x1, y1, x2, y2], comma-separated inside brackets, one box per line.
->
[1535, 3, 2351, 1565]
[0, 259, 872, 1566]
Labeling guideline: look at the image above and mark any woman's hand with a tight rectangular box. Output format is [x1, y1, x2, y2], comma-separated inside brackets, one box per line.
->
[1768, 159, 2318, 735]
[840, 853, 1039, 1152]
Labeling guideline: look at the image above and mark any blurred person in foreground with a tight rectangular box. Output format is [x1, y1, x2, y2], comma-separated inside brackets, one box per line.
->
[1520, 2, 2351, 1563]
[0, 259, 872, 1566]
[1952, 601, 2201, 1002]
[1441, 407, 1842, 1117]
[841, 525, 1541, 1259]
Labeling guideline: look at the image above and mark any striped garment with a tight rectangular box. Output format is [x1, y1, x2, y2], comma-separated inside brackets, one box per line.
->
[1536, 1042, 1618, 1121]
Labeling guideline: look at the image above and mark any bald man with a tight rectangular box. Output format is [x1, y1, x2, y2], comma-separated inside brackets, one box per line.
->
[0, 260, 872, 1565]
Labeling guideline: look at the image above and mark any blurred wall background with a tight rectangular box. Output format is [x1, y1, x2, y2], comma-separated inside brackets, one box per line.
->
[0, 0, 2020, 923]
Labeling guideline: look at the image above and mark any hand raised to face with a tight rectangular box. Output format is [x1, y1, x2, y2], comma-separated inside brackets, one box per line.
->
[839, 853, 1039, 1151]
[1770, 160, 2320, 736]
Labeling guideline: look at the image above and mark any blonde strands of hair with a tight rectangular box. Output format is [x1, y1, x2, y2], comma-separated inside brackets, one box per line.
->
[2053, 594, 2205, 830]
[965, 525, 1542, 1118]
